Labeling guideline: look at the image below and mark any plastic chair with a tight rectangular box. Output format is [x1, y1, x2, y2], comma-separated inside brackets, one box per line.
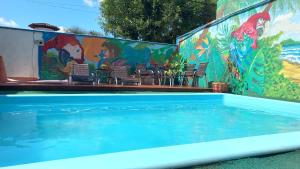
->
[135, 64, 154, 85]
[193, 62, 208, 87]
[181, 64, 196, 86]
[112, 66, 140, 85]
[70, 64, 94, 85]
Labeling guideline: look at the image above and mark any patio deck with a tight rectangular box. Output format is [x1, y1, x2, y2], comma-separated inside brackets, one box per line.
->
[0, 83, 212, 92]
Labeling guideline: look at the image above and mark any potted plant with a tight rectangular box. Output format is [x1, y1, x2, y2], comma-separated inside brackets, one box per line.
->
[165, 53, 185, 85]
[212, 62, 230, 93]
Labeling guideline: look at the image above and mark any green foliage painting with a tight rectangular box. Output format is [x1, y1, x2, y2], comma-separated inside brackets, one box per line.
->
[179, 0, 300, 102]
[264, 33, 300, 101]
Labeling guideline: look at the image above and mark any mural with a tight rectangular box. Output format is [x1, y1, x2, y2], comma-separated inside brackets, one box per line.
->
[40, 33, 176, 80]
[217, 0, 264, 18]
[179, 0, 300, 101]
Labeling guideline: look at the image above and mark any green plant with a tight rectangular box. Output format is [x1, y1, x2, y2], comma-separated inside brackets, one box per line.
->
[165, 53, 185, 76]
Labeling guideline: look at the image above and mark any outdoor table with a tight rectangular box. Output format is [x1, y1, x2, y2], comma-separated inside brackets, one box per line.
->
[95, 68, 113, 85]
[139, 71, 155, 85]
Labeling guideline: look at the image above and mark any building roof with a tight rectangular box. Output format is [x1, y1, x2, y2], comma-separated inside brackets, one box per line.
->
[28, 23, 60, 31]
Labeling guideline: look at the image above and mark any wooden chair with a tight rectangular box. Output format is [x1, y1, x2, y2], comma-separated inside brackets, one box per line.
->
[70, 64, 94, 85]
[0, 56, 7, 83]
[181, 64, 196, 86]
[135, 64, 154, 85]
[95, 67, 113, 85]
[160, 65, 173, 86]
[193, 62, 208, 87]
[151, 64, 164, 85]
[112, 66, 140, 85]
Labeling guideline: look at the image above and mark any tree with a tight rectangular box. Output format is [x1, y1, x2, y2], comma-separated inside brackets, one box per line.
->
[99, 0, 216, 43]
[65, 26, 102, 36]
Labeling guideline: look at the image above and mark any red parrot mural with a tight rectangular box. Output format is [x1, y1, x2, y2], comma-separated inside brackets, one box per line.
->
[232, 11, 271, 49]
[43, 35, 85, 65]
[229, 10, 271, 78]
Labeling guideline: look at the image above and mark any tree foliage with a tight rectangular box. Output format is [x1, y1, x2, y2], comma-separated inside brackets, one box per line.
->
[65, 27, 102, 36]
[99, 0, 216, 43]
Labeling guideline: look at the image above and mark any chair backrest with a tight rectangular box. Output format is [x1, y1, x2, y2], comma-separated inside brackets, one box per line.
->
[184, 64, 196, 76]
[135, 64, 147, 75]
[112, 66, 130, 79]
[0, 56, 7, 82]
[72, 64, 90, 76]
[150, 64, 164, 76]
[151, 64, 159, 70]
[185, 64, 195, 71]
[136, 64, 146, 72]
[195, 62, 208, 77]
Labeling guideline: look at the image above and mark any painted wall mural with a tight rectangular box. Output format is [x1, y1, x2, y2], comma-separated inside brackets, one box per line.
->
[179, 0, 300, 101]
[40, 33, 176, 80]
[217, 0, 264, 18]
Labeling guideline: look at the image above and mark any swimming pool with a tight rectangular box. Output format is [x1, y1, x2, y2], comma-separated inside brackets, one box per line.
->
[1, 93, 300, 169]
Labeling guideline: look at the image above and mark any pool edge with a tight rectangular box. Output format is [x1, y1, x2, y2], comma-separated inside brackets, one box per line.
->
[2, 131, 300, 169]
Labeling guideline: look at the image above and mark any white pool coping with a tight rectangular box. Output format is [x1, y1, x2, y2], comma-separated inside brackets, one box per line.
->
[2, 131, 300, 169]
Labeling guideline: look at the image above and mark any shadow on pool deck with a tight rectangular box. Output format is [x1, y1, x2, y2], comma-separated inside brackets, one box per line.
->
[184, 150, 300, 169]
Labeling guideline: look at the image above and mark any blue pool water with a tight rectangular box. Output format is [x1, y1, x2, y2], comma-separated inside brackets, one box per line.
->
[1, 94, 300, 167]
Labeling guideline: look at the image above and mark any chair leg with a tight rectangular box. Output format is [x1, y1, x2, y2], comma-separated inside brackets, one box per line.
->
[192, 76, 196, 87]
[163, 77, 166, 85]
[172, 78, 174, 86]
[205, 75, 208, 88]
[193, 77, 197, 87]
[183, 77, 187, 86]
[180, 77, 183, 87]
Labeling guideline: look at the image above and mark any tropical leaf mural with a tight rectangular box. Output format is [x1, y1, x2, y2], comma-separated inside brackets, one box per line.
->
[270, 0, 300, 15]
[217, 0, 260, 18]
[243, 43, 265, 96]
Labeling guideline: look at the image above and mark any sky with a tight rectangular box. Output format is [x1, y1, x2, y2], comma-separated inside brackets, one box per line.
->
[265, 11, 300, 41]
[0, 0, 102, 33]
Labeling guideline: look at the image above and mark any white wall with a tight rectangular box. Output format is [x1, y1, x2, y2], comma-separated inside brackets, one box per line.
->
[0, 27, 42, 78]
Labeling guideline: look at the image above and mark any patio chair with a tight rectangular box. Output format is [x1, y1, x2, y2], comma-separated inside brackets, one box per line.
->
[135, 64, 154, 85]
[181, 64, 196, 86]
[70, 64, 94, 85]
[193, 62, 208, 87]
[95, 67, 113, 85]
[150, 64, 164, 85]
[160, 65, 173, 86]
[112, 66, 140, 85]
[0, 56, 7, 83]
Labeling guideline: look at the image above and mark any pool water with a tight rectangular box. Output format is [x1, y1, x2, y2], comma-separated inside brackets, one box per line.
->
[1, 95, 300, 167]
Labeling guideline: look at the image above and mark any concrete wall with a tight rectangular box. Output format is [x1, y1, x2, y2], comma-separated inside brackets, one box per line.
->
[0, 28, 42, 78]
[0, 27, 177, 80]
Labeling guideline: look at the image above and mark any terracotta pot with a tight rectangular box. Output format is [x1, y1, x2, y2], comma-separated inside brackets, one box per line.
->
[212, 82, 228, 93]
[0, 56, 7, 82]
